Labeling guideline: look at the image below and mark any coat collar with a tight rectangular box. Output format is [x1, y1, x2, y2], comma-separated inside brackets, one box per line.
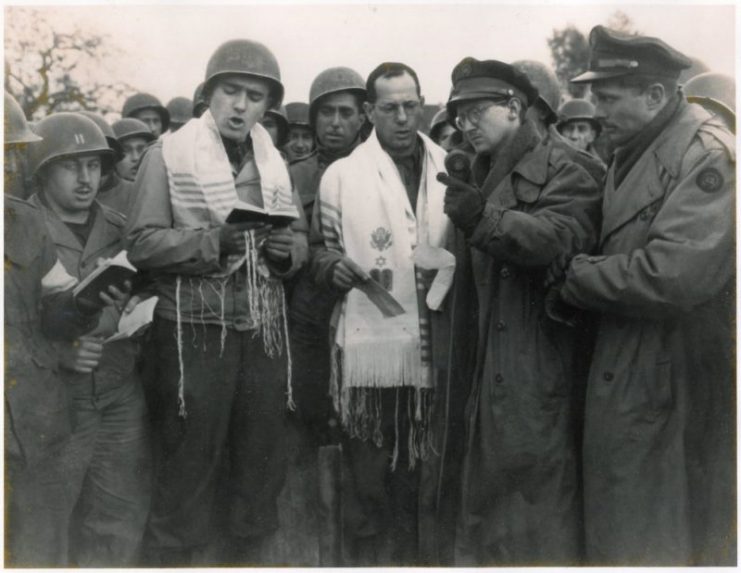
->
[29, 194, 120, 267]
[600, 102, 712, 245]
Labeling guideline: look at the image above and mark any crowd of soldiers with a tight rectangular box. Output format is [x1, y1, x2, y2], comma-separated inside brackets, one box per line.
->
[3, 22, 737, 568]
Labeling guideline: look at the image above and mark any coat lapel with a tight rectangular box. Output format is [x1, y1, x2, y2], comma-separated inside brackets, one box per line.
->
[599, 103, 709, 247]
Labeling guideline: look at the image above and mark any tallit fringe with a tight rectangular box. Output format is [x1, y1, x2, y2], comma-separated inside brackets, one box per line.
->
[337, 384, 435, 470]
[175, 276, 187, 418]
[342, 338, 423, 389]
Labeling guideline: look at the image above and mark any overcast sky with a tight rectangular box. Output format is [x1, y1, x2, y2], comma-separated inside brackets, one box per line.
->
[4, 1, 738, 109]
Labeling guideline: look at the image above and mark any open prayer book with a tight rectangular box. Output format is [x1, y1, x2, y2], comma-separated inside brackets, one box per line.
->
[226, 199, 300, 227]
[105, 296, 159, 343]
[73, 250, 137, 308]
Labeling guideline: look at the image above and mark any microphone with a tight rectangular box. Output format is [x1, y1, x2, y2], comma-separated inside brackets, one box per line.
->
[444, 149, 471, 183]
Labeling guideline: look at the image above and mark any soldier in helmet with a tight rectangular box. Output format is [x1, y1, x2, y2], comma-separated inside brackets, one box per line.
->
[440, 58, 602, 565]
[4, 94, 126, 567]
[4, 91, 37, 198]
[112, 118, 156, 185]
[124, 38, 306, 566]
[122, 92, 170, 138]
[260, 104, 289, 149]
[429, 107, 462, 152]
[556, 99, 603, 157]
[26, 112, 152, 566]
[684, 71, 736, 133]
[192, 82, 208, 118]
[76, 111, 132, 215]
[515, 60, 607, 186]
[284, 102, 314, 163]
[548, 26, 736, 566]
[290, 66, 367, 219]
[288, 67, 367, 449]
[165, 96, 194, 134]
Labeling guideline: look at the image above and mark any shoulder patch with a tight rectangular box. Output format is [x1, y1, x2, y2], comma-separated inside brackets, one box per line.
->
[696, 167, 724, 193]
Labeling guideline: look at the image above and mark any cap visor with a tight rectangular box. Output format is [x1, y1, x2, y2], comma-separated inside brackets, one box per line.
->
[570, 70, 630, 84]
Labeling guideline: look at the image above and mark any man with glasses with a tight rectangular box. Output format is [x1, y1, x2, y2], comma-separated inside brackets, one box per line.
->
[439, 58, 601, 565]
[310, 62, 451, 565]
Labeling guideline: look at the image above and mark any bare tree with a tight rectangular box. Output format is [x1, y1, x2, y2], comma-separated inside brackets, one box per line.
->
[4, 7, 135, 120]
[547, 25, 591, 98]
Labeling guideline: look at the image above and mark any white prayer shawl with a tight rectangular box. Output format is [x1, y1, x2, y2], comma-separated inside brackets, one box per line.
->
[160, 110, 295, 416]
[320, 130, 450, 451]
[162, 109, 294, 276]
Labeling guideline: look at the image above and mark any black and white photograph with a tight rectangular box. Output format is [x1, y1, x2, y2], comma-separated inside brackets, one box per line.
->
[2, 1, 737, 568]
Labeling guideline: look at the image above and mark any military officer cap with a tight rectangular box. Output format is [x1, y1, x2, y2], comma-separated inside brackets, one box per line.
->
[571, 25, 693, 84]
[447, 57, 539, 121]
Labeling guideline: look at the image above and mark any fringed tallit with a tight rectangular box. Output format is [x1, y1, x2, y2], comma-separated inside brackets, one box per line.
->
[162, 111, 297, 416]
[320, 129, 451, 468]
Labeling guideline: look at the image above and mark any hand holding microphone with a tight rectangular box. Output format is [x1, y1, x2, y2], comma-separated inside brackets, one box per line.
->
[437, 149, 485, 235]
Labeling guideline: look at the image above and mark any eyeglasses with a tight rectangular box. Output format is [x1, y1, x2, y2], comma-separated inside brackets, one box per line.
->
[375, 100, 421, 116]
[454, 99, 508, 130]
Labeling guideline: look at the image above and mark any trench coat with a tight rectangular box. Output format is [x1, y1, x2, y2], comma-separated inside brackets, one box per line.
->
[455, 124, 602, 565]
[561, 101, 736, 565]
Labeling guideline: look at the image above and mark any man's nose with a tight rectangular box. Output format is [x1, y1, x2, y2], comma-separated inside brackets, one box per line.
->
[77, 164, 91, 183]
[233, 91, 247, 112]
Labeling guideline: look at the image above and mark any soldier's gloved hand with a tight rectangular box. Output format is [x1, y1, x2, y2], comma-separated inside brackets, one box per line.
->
[331, 257, 369, 291]
[437, 172, 484, 235]
[264, 225, 294, 262]
[545, 252, 575, 290]
[60, 335, 105, 374]
[544, 287, 579, 328]
[219, 222, 270, 255]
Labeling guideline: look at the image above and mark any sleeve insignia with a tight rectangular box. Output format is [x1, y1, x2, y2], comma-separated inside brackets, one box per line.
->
[696, 167, 724, 193]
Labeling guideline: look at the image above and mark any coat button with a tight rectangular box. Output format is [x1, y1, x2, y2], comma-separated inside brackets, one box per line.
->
[603, 371, 614, 381]
[495, 373, 504, 383]
[496, 321, 506, 331]
[500, 267, 511, 279]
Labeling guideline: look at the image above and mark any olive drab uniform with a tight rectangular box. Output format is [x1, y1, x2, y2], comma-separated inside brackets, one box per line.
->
[561, 101, 736, 565]
[4, 197, 100, 567]
[29, 194, 152, 566]
[454, 119, 602, 565]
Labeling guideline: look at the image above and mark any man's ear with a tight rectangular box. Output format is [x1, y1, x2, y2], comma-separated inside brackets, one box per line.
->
[645, 83, 666, 110]
[363, 101, 375, 125]
[508, 98, 522, 121]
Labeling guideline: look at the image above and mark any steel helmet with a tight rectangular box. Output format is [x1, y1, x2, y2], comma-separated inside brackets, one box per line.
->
[28, 112, 115, 176]
[112, 118, 156, 144]
[4, 91, 41, 145]
[684, 72, 736, 131]
[285, 102, 310, 128]
[556, 99, 601, 136]
[262, 105, 289, 147]
[204, 39, 284, 106]
[77, 110, 123, 159]
[429, 107, 452, 139]
[192, 82, 209, 118]
[308, 67, 366, 126]
[512, 60, 562, 123]
[166, 97, 194, 125]
[122, 92, 171, 131]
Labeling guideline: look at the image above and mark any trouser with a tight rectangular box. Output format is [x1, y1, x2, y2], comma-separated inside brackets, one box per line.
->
[142, 318, 288, 564]
[289, 317, 337, 445]
[61, 375, 151, 567]
[341, 388, 421, 566]
[5, 451, 69, 567]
